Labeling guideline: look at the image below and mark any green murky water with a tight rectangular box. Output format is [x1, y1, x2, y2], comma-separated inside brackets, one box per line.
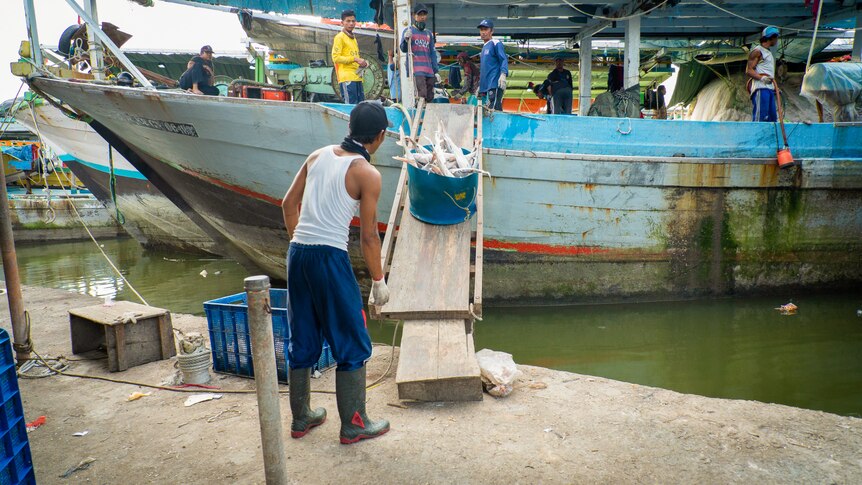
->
[5, 238, 862, 417]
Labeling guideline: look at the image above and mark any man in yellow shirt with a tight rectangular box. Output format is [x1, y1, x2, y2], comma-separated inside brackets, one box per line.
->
[331, 10, 368, 104]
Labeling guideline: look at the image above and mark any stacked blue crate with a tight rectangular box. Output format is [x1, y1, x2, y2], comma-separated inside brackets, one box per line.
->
[0, 329, 35, 485]
[204, 289, 336, 383]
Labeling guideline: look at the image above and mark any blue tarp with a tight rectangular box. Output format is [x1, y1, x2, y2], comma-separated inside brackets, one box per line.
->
[189, 0, 378, 22]
[2, 146, 35, 170]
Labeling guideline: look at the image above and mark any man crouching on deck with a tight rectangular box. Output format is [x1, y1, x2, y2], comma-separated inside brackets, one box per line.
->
[281, 100, 391, 444]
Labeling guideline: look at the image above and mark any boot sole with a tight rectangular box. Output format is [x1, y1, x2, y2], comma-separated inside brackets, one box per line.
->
[340, 427, 389, 444]
[290, 417, 326, 439]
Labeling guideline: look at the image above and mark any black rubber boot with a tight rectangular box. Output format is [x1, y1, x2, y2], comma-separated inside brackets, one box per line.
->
[336, 367, 390, 444]
[288, 367, 326, 438]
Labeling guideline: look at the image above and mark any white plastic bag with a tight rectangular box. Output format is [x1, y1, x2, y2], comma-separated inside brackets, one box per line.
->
[475, 349, 521, 398]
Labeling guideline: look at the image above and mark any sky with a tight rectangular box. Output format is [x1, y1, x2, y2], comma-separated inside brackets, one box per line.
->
[1, 0, 247, 102]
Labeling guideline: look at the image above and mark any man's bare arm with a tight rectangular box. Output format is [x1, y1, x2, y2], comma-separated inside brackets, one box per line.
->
[356, 164, 384, 281]
[746, 49, 763, 81]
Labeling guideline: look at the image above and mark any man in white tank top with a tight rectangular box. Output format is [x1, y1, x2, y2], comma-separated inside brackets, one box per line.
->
[281, 101, 392, 444]
[746, 26, 780, 122]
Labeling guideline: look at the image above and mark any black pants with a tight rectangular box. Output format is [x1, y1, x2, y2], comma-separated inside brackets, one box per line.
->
[198, 84, 220, 96]
[552, 88, 573, 114]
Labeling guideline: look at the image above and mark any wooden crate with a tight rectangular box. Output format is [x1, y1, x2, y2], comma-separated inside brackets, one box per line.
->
[69, 301, 176, 372]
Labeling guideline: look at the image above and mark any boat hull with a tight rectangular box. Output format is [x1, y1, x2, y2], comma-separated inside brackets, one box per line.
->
[14, 104, 219, 255]
[30, 78, 862, 303]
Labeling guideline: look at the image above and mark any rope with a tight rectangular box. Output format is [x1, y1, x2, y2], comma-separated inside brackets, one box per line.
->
[18, 318, 402, 395]
[26, 102, 149, 305]
[443, 187, 478, 222]
[107, 147, 125, 224]
[562, 0, 671, 22]
[700, 0, 837, 33]
[805, 0, 825, 72]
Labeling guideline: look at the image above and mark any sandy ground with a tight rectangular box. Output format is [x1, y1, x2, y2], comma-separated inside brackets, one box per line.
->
[1, 285, 861, 484]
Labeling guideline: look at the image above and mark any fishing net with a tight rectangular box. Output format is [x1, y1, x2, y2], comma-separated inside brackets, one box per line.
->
[689, 72, 822, 123]
[587, 85, 641, 118]
[800, 63, 862, 122]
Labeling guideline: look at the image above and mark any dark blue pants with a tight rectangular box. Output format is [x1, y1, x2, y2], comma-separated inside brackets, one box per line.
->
[751, 88, 777, 122]
[340, 81, 365, 104]
[287, 243, 371, 371]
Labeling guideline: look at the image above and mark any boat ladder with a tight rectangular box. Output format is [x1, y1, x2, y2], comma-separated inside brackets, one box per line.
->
[370, 100, 485, 402]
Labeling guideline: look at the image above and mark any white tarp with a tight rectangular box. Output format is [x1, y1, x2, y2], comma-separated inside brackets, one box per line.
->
[800, 62, 862, 122]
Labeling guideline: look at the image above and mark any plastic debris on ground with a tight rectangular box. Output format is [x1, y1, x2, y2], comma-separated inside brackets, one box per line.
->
[72, 431, 89, 437]
[25, 415, 46, 432]
[475, 349, 521, 398]
[60, 457, 96, 478]
[127, 391, 152, 401]
[184, 393, 223, 407]
[775, 302, 798, 315]
[199, 269, 208, 278]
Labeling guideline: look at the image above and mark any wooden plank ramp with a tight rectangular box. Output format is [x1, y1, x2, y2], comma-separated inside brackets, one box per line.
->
[373, 103, 483, 402]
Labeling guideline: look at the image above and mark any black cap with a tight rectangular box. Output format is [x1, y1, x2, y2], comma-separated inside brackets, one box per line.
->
[200, 45, 214, 54]
[348, 101, 393, 137]
[413, 3, 428, 14]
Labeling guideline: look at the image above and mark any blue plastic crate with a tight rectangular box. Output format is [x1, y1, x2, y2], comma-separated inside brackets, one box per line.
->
[0, 330, 35, 485]
[204, 289, 336, 384]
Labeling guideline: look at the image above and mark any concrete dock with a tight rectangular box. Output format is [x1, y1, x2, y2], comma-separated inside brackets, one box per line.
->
[2, 285, 861, 483]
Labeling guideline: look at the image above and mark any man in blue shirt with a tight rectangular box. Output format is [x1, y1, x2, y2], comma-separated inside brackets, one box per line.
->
[477, 19, 508, 111]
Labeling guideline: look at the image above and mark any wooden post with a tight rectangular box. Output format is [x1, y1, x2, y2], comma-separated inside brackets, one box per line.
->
[0, 155, 31, 363]
[23, 0, 42, 67]
[624, 16, 641, 90]
[244, 276, 287, 485]
[578, 37, 592, 116]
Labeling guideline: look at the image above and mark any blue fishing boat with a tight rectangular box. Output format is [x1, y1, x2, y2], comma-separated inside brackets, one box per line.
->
[13, 0, 862, 302]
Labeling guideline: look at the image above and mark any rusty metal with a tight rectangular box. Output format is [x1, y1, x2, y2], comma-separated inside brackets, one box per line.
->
[0, 157, 32, 362]
[244, 275, 287, 485]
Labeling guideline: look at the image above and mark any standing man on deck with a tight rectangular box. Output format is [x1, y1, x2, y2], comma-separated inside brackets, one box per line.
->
[281, 101, 391, 444]
[332, 9, 368, 104]
[452, 52, 480, 100]
[400, 4, 439, 104]
[477, 19, 508, 111]
[746, 26, 780, 122]
[547, 56, 573, 114]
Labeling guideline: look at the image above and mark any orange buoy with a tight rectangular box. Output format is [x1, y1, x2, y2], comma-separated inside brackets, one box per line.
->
[777, 148, 795, 169]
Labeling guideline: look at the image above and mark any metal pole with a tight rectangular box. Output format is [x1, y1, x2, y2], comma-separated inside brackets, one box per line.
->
[851, 10, 862, 62]
[578, 37, 592, 116]
[84, 0, 105, 80]
[0, 158, 31, 363]
[61, 0, 154, 89]
[623, 16, 641, 90]
[244, 276, 288, 485]
[23, 0, 43, 67]
[395, 0, 415, 107]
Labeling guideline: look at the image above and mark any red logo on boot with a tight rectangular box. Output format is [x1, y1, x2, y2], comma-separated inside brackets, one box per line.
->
[351, 411, 365, 428]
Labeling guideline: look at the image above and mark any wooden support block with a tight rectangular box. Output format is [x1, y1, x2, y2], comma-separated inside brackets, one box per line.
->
[396, 319, 482, 402]
[69, 301, 176, 372]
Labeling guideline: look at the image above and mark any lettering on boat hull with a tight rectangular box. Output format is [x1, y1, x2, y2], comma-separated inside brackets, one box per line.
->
[125, 115, 199, 137]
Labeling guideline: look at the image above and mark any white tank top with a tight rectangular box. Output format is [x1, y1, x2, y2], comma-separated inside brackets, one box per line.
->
[751, 45, 775, 92]
[291, 146, 361, 251]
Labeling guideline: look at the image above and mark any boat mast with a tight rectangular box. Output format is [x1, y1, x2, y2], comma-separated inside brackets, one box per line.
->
[61, 0, 155, 89]
[22, 0, 43, 67]
[84, 0, 106, 80]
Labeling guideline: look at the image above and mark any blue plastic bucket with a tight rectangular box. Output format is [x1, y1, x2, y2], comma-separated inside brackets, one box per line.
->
[406, 160, 478, 225]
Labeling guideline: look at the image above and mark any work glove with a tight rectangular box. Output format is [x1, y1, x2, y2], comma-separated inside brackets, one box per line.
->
[498, 73, 507, 90]
[761, 75, 773, 85]
[404, 29, 412, 40]
[370, 277, 390, 306]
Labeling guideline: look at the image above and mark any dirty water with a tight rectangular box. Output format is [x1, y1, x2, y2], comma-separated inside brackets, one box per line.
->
[4, 238, 861, 417]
